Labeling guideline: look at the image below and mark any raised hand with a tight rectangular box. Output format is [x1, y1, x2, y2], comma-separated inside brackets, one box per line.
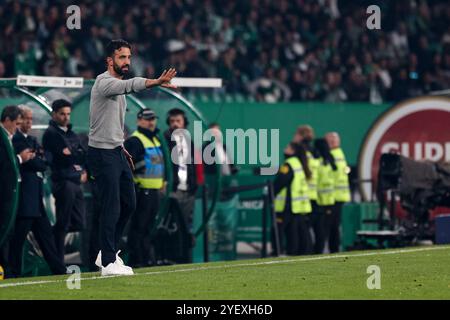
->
[158, 68, 177, 89]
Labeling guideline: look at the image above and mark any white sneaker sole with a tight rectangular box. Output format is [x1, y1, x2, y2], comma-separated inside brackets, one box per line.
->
[101, 271, 134, 277]
[101, 267, 134, 277]
[96, 251, 133, 272]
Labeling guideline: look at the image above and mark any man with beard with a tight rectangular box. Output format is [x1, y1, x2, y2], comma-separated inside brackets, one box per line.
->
[88, 39, 177, 276]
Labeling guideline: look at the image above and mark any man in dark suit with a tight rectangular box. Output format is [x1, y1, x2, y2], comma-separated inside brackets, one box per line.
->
[8, 106, 66, 277]
[0, 105, 34, 275]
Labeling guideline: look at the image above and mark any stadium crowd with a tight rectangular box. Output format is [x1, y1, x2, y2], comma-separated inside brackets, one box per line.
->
[1, 0, 449, 103]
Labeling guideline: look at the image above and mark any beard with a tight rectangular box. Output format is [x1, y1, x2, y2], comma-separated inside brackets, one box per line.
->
[113, 62, 130, 76]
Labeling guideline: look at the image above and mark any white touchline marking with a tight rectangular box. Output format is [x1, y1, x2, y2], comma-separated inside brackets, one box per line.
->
[1, 245, 449, 289]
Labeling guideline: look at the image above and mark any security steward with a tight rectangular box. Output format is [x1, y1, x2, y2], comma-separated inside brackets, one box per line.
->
[125, 108, 164, 268]
[274, 142, 312, 256]
[296, 125, 319, 204]
[313, 138, 337, 254]
[296, 125, 320, 253]
[325, 132, 351, 253]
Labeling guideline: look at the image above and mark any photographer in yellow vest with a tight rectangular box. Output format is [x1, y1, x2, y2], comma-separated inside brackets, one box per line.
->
[125, 108, 165, 267]
[274, 142, 312, 256]
[313, 138, 338, 254]
[325, 132, 351, 253]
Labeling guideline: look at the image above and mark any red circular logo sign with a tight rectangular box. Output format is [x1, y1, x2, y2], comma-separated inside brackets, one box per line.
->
[359, 97, 450, 202]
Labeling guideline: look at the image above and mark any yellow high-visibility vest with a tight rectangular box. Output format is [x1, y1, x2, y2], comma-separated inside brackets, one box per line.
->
[316, 158, 336, 206]
[330, 148, 351, 202]
[132, 130, 164, 189]
[274, 157, 312, 215]
[306, 150, 319, 201]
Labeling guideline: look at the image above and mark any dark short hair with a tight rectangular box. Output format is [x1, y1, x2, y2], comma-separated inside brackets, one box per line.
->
[52, 99, 72, 113]
[166, 108, 189, 126]
[105, 39, 131, 59]
[167, 108, 185, 118]
[1, 105, 22, 122]
[314, 138, 337, 171]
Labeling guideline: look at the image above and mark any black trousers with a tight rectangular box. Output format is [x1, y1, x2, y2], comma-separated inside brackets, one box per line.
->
[52, 180, 86, 262]
[128, 188, 160, 267]
[310, 201, 326, 254]
[86, 181, 101, 271]
[0, 213, 12, 272]
[296, 214, 312, 255]
[0, 236, 10, 274]
[87, 146, 136, 266]
[282, 212, 296, 255]
[9, 215, 66, 277]
[282, 212, 312, 256]
[275, 211, 295, 255]
[172, 190, 196, 264]
[325, 202, 343, 253]
[272, 212, 285, 256]
[0, 181, 16, 272]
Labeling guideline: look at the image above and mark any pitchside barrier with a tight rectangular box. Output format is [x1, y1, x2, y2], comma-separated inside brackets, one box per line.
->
[192, 177, 279, 263]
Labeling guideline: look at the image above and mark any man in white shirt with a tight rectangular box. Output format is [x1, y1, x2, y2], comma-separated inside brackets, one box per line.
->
[1, 106, 35, 164]
[203, 123, 237, 176]
[164, 108, 198, 263]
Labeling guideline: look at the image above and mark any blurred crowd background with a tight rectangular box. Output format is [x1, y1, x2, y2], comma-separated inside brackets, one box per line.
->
[0, 0, 449, 103]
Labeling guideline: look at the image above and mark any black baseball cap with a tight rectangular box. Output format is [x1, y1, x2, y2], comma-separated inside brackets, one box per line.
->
[137, 108, 158, 120]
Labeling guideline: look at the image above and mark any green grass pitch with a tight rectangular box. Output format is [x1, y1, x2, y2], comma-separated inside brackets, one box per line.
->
[1, 245, 450, 300]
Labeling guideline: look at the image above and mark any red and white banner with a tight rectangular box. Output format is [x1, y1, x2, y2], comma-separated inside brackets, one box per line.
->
[358, 96, 450, 201]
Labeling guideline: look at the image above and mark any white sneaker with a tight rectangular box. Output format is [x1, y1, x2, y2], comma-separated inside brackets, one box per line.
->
[115, 250, 133, 272]
[95, 250, 133, 272]
[101, 262, 134, 276]
[95, 251, 102, 268]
